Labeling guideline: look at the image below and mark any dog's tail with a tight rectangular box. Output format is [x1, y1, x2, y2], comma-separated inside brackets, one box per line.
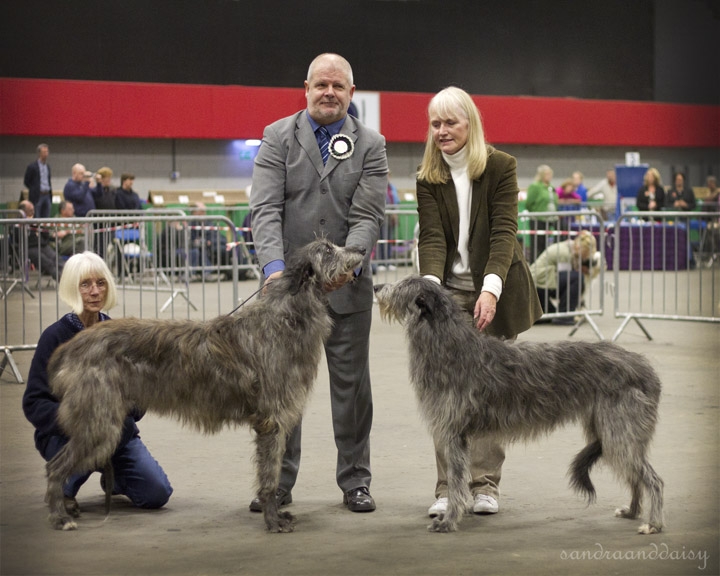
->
[102, 463, 114, 516]
[569, 440, 602, 503]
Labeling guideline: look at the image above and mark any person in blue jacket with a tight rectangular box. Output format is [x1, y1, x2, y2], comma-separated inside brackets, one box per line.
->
[23, 251, 172, 518]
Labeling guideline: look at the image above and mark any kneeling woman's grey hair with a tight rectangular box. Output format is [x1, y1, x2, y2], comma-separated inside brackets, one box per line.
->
[58, 251, 118, 314]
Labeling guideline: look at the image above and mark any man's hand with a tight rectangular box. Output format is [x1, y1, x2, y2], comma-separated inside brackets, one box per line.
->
[473, 291, 497, 332]
[262, 270, 283, 294]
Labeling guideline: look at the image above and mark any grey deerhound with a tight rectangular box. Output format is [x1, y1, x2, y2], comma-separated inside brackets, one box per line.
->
[374, 276, 664, 535]
[45, 238, 366, 532]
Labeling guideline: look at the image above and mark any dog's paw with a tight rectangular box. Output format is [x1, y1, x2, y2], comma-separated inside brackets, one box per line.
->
[614, 506, 637, 519]
[637, 523, 661, 535]
[48, 513, 77, 531]
[265, 511, 296, 533]
[427, 516, 455, 533]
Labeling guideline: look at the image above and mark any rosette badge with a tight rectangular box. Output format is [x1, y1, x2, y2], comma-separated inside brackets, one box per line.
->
[328, 134, 354, 161]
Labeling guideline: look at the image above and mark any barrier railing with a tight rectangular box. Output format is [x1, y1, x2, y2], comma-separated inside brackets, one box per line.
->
[0, 213, 255, 382]
[519, 209, 606, 339]
[611, 211, 720, 341]
[5, 207, 716, 382]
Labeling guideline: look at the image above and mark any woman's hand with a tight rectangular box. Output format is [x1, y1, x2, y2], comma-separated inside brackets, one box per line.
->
[474, 291, 497, 332]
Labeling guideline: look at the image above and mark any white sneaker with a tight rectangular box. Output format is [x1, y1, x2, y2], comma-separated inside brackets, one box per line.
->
[473, 494, 498, 514]
[428, 497, 448, 517]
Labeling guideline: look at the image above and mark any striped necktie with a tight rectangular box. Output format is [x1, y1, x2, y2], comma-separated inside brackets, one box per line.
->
[318, 126, 330, 165]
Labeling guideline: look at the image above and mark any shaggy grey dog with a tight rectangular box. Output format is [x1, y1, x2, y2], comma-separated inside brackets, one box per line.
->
[374, 276, 664, 535]
[45, 238, 366, 532]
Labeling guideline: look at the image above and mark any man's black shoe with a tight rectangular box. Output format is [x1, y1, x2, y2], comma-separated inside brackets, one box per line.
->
[248, 489, 292, 513]
[343, 487, 376, 512]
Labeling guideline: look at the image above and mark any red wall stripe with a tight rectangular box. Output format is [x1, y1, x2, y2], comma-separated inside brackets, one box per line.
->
[1, 78, 718, 147]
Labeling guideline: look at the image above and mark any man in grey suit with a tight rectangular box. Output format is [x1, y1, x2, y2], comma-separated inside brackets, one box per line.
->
[249, 53, 388, 512]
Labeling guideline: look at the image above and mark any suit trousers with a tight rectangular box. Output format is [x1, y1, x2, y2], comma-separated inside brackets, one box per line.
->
[35, 193, 52, 219]
[279, 307, 373, 494]
[432, 288, 508, 500]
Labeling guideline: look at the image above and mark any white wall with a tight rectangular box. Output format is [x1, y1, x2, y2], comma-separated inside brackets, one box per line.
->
[2, 136, 718, 205]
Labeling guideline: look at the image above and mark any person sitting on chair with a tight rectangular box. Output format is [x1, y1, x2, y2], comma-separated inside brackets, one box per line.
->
[54, 200, 86, 257]
[18, 200, 64, 281]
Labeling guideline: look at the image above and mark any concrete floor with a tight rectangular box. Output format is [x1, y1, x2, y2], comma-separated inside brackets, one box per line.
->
[1, 277, 718, 576]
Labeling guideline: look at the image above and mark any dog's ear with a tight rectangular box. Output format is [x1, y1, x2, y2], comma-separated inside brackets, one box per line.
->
[288, 261, 315, 295]
[415, 293, 434, 318]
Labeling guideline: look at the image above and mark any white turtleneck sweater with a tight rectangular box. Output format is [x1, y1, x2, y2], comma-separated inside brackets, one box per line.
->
[424, 147, 502, 301]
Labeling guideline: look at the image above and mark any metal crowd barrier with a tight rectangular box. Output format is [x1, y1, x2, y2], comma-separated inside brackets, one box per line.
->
[369, 206, 419, 282]
[519, 209, 606, 339]
[1, 212, 259, 382]
[611, 211, 720, 341]
[5, 206, 716, 382]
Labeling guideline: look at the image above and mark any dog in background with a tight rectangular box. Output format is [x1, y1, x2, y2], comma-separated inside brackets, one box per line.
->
[374, 276, 664, 535]
[45, 239, 366, 532]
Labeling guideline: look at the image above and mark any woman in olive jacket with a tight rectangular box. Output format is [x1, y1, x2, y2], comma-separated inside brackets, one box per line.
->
[416, 86, 542, 519]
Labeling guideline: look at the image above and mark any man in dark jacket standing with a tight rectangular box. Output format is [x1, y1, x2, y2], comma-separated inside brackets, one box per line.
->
[24, 144, 52, 218]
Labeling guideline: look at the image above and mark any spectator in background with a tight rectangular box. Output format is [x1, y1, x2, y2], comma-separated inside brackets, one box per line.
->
[54, 200, 85, 256]
[94, 167, 117, 210]
[706, 176, 719, 202]
[525, 164, 557, 262]
[702, 175, 719, 211]
[18, 200, 64, 281]
[24, 144, 53, 218]
[115, 173, 142, 210]
[556, 178, 582, 207]
[530, 230, 600, 325]
[664, 172, 696, 212]
[571, 171, 588, 203]
[587, 169, 617, 219]
[635, 167, 664, 212]
[63, 164, 97, 217]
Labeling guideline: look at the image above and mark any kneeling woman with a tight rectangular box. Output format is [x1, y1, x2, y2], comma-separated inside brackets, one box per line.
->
[23, 251, 172, 517]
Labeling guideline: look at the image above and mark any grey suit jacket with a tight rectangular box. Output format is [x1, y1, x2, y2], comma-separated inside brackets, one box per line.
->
[250, 111, 388, 314]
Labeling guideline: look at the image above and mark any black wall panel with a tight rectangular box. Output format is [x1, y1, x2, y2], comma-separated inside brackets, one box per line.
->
[1, 0, 716, 104]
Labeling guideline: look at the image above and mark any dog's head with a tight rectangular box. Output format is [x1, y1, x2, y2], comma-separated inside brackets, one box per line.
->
[284, 238, 366, 294]
[374, 276, 453, 324]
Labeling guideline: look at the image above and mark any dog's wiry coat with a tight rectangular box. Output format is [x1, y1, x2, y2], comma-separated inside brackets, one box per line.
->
[375, 276, 664, 535]
[45, 239, 366, 532]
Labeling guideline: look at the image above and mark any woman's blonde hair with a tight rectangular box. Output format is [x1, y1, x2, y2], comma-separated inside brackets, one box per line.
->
[96, 166, 113, 179]
[58, 251, 117, 314]
[643, 167, 662, 188]
[574, 230, 597, 260]
[417, 86, 488, 184]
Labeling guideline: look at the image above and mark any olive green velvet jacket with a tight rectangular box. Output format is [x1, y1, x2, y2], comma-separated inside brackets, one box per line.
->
[416, 146, 542, 339]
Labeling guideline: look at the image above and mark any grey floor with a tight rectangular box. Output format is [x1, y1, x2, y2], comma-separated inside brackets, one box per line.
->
[1, 277, 718, 576]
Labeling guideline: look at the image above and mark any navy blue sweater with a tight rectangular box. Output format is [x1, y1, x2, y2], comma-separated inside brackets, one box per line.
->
[23, 312, 140, 455]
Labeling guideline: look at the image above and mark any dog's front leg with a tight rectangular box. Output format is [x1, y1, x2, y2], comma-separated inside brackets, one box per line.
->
[253, 422, 294, 533]
[429, 433, 471, 533]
